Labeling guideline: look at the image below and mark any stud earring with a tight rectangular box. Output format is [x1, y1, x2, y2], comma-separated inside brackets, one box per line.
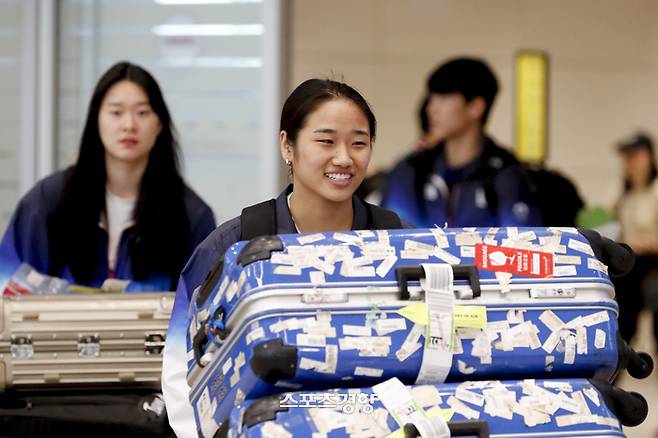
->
[285, 159, 291, 166]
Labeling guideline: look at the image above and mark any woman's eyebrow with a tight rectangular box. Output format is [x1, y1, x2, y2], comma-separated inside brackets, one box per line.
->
[313, 128, 369, 136]
[105, 100, 150, 107]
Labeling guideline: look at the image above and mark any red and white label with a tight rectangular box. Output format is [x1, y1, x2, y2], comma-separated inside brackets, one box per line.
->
[475, 244, 553, 278]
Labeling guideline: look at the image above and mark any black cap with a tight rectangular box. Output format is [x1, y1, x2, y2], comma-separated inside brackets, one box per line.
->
[617, 133, 654, 153]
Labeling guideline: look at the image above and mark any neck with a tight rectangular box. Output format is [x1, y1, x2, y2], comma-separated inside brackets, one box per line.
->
[444, 125, 484, 168]
[289, 187, 353, 233]
[105, 155, 147, 199]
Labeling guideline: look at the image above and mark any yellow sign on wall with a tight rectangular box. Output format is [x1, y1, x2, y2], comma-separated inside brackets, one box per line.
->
[515, 52, 548, 163]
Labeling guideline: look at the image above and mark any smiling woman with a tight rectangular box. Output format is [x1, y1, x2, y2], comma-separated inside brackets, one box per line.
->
[161, 78, 411, 437]
[0, 61, 216, 291]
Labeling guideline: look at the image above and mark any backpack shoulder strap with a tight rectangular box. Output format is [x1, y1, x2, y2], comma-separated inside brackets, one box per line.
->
[240, 199, 277, 241]
[364, 202, 404, 229]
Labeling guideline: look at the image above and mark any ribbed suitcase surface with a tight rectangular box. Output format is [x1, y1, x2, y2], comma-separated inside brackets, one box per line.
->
[0, 292, 174, 390]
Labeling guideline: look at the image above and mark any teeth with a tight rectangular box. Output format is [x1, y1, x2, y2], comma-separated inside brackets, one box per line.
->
[326, 173, 351, 181]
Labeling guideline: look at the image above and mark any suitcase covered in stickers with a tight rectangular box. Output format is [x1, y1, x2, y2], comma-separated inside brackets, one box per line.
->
[185, 227, 649, 436]
[215, 378, 646, 438]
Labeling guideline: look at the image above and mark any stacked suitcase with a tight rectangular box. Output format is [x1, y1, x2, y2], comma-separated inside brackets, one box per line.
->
[186, 227, 653, 437]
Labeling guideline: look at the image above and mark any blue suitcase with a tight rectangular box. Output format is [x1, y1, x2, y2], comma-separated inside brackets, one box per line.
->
[185, 227, 648, 436]
[217, 378, 646, 438]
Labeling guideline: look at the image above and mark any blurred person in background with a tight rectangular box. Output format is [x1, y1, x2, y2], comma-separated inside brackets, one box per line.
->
[380, 57, 541, 228]
[0, 61, 216, 292]
[611, 132, 658, 346]
[355, 94, 439, 203]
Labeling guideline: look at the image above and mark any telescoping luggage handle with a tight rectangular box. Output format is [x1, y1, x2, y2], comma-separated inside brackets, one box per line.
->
[403, 420, 490, 437]
[397, 264, 481, 301]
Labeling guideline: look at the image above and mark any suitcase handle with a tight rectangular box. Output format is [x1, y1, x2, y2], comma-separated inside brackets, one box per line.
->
[397, 265, 481, 300]
[403, 419, 490, 437]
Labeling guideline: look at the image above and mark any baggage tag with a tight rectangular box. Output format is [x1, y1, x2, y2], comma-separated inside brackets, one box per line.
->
[475, 243, 553, 278]
[373, 377, 450, 438]
[415, 264, 454, 385]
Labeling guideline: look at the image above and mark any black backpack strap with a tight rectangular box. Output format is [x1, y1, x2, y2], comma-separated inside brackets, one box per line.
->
[364, 202, 404, 229]
[240, 199, 277, 241]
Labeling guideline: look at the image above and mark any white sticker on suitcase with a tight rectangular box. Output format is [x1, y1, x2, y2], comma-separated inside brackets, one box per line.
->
[374, 317, 407, 335]
[553, 265, 578, 277]
[342, 324, 372, 337]
[410, 385, 443, 407]
[594, 329, 606, 349]
[296, 334, 327, 347]
[555, 255, 582, 265]
[430, 228, 449, 248]
[460, 246, 475, 258]
[455, 231, 482, 246]
[567, 238, 595, 256]
[588, 258, 609, 274]
[507, 309, 525, 324]
[375, 255, 398, 277]
[455, 386, 485, 406]
[246, 327, 265, 345]
[447, 395, 480, 419]
[362, 243, 396, 261]
[260, 422, 293, 438]
[433, 247, 461, 264]
[273, 265, 302, 275]
[354, 366, 384, 377]
[297, 233, 325, 245]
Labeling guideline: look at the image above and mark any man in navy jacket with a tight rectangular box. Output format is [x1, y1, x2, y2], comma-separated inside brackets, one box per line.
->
[381, 58, 541, 228]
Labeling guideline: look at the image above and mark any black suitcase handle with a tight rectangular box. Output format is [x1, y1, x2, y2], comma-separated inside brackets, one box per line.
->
[397, 264, 481, 301]
[616, 333, 654, 379]
[403, 419, 489, 437]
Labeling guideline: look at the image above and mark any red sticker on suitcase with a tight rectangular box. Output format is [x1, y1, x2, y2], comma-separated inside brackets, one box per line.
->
[475, 243, 553, 278]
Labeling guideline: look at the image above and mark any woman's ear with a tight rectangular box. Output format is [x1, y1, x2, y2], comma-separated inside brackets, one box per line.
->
[279, 131, 293, 163]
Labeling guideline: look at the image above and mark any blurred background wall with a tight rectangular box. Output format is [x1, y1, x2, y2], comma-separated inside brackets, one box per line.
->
[2, 0, 658, 229]
[291, 0, 658, 207]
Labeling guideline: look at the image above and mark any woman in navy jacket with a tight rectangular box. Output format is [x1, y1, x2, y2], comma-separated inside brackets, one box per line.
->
[162, 78, 408, 437]
[0, 61, 215, 292]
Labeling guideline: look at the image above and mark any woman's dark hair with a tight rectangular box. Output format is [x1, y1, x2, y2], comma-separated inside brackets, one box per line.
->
[280, 78, 376, 145]
[49, 61, 189, 286]
[623, 148, 658, 193]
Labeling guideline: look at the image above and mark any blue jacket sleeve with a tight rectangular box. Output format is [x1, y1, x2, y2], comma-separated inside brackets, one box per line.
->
[162, 217, 240, 438]
[493, 166, 543, 226]
[0, 180, 56, 284]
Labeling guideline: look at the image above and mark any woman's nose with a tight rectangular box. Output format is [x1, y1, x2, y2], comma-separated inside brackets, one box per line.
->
[122, 113, 137, 131]
[332, 145, 353, 166]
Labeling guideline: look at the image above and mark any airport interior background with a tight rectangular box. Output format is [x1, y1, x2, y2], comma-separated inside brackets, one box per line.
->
[1, 0, 658, 436]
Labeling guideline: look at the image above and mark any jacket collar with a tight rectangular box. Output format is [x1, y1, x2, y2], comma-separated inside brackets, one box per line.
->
[274, 184, 369, 233]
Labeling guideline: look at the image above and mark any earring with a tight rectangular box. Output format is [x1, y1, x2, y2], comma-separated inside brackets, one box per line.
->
[285, 159, 291, 166]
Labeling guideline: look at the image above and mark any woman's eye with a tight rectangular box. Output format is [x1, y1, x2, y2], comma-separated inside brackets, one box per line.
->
[353, 141, 368, 147]
[318, 139, 333, 144]
[110, 111, 121, 116]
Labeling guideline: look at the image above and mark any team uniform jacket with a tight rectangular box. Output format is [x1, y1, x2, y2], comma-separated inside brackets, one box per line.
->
[381, 137, 542, 228]
[0, 169, 216, 292]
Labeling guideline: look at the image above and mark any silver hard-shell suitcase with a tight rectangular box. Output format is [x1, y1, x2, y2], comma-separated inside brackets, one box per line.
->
[0, 292, 174, 391]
